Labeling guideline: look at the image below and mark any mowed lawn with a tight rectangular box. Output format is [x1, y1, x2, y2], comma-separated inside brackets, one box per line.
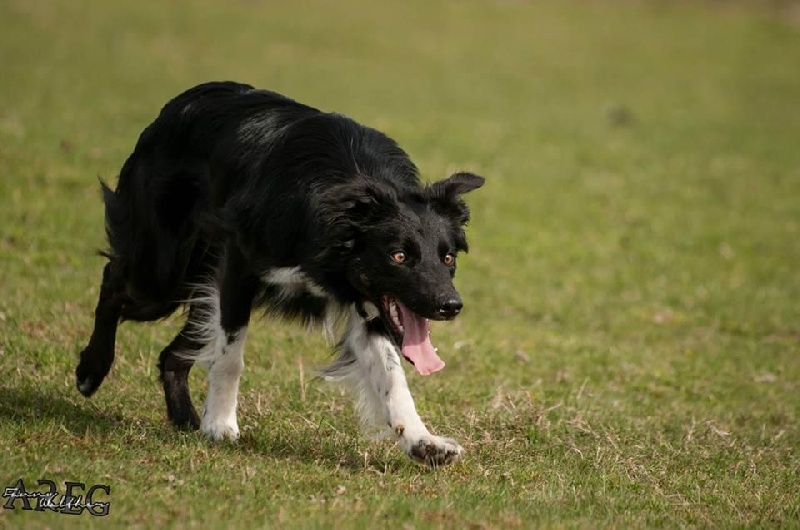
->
[1, 0, 799, 528]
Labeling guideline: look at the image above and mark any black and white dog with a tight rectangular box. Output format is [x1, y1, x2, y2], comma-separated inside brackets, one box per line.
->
[76, 82, 484, 467]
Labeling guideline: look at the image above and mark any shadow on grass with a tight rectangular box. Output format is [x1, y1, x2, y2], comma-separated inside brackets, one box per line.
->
[0, 384, 129, 436]
[0, 385, 415, 472]
[241, 434, 409, 474]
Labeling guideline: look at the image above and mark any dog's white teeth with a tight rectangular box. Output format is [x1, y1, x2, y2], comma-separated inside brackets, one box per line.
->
[388, 300, 403, 332]
[363, 301, 380, 320]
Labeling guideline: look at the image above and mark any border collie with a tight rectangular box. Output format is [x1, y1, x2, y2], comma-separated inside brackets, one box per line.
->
[76, 82, 484, 467]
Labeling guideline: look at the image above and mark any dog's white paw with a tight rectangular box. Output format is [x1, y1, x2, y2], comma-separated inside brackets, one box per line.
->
[201, 419, 240, 441]
[400, 433, 463, 467]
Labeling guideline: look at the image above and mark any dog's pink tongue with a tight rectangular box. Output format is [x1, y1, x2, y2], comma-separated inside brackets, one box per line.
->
[397, 302, 444, 375]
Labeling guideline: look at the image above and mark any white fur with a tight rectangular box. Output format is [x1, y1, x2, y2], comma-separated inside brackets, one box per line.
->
[262, 266, 328, 299]
[179, 280, 460, 464]
[323, 309, 463, 464]
[321, 299, 346, 341]
[362, 301, 380, 321]
[178, 281, 224, 365]
[201, 327, 247, 441]
[177, 281, 246, 441]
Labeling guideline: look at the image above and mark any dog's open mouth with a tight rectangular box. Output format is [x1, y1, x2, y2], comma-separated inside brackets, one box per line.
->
[381, 295, 445, 376]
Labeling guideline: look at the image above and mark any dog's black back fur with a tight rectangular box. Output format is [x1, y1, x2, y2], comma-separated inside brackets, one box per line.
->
[77, 81, 483, 439]
[106, 82, 424, 313]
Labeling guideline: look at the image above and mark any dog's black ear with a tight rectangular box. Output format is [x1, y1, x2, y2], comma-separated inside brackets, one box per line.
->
[317, 178, 399, 246]
[428, 172, 485, 200]
[428, 172, 485, 226]
[335, 179, 398, 222]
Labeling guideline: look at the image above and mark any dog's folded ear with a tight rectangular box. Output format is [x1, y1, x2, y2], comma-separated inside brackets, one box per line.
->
[427, 172, 485, 226]
[428, 172, 485, 200]
[329, 179, 398, 221]
[317, 178, 399, 245]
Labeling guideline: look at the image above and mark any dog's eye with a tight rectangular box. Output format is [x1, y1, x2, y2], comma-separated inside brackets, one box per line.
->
[443, 253, 455, 266]
[390, 251, 407, 264]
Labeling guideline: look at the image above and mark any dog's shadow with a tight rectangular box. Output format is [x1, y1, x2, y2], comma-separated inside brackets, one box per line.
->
[233, 425, 409, 473]
[0, 385, 128, 437]
[0, 385, 407, 473]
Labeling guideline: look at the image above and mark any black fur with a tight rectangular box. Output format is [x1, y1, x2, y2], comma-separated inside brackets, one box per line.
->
[76, 81, 484, 431]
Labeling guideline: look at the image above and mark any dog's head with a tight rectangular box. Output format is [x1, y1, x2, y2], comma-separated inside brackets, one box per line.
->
[319, 172, 484, 374]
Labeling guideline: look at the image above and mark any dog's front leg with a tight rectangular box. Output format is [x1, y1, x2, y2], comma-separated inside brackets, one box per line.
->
[197, 245, 258, 442]
[201, 326, 248, 441]
[378, 344, 463, 468]
[329, 313, 463, 467]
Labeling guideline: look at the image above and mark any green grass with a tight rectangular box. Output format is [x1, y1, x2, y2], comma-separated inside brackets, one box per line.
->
[2, 0, 799, 528]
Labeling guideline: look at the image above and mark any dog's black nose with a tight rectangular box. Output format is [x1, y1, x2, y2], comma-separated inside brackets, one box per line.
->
[438, 297, 463, 319]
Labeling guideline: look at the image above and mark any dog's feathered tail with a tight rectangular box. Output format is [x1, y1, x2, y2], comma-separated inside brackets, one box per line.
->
[100, 154, 217, 322]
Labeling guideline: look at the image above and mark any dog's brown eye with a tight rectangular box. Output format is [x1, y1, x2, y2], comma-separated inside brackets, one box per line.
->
[443, 253, 455, 266]
[390, 251, 406, 264]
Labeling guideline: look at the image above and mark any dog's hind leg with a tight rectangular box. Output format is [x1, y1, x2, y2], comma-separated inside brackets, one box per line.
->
[323, 309, 463, 467]
[76, 261, 127, 397]
[158, 305, 206, 430]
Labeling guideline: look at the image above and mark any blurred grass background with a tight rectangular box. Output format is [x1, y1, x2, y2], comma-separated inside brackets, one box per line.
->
[1, 0, 799, 528]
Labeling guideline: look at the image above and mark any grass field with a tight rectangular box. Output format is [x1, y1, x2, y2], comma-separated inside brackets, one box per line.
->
[2, 0, 799, 528]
